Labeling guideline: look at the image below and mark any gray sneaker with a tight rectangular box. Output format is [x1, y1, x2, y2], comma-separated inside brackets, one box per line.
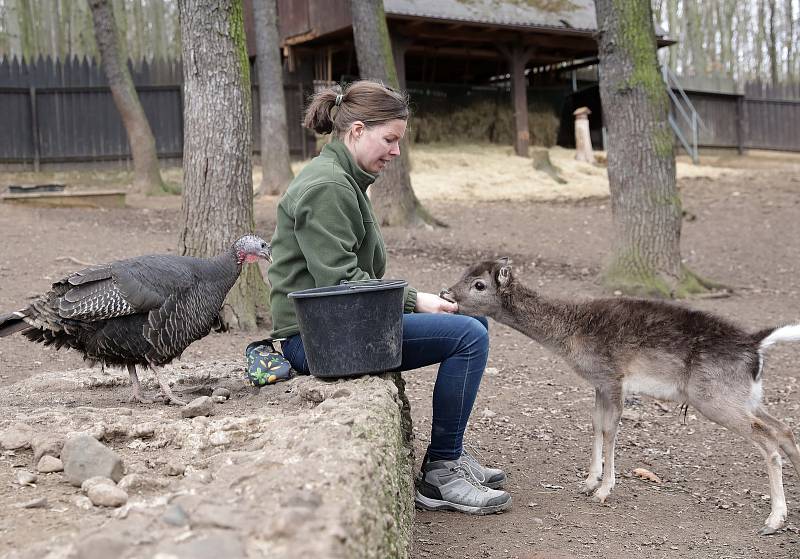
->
[415, 458, 512, 515]
[460, 449, 507, 489]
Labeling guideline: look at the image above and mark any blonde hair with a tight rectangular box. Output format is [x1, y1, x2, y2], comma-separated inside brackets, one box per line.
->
[303, 80, 409, 138]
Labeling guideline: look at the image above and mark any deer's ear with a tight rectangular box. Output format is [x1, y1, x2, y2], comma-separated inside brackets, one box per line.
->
[497, 263, 513, 288]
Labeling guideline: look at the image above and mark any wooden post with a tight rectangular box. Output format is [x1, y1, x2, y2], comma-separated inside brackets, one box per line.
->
[391, 35, 412, 90]
[573, 106, 594, 163]
[29, 86, 40, 171]
[500, 44, 534, 157]
[736, 95, 745, 155]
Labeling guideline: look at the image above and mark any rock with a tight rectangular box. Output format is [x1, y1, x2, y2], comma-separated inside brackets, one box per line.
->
[81, 476, 116, 493]
[183, 465, 212, 484]
[165, 461, 186, 477]
[331, 388, 351, 399]
[162, 504, 190, 527]
[72, 535, 131, 559]
[72, 495, 94, 510]
[299, 386, 325, 404]
[181, 396, 215, 418]
[160, 532, 245, 559]
[31, 434, 64, 465]
[128, 423, 155, 439]
[37, 455, 64, 473]
[211, 387, 231, 400]
[212, 395, 227, 404]
[15, 470, 37, 486]
[1, 422, 34, 450]
[61, 434, 124, 487]
[87, 423, 107, 441]
[87, 484, 128, 507]
[118, 473, 169, 493]
[208, 431, 231, 446]
[17, 496, 48, 509]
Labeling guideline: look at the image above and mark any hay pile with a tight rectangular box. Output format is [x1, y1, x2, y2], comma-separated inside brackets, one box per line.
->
[406, 143, 741, 202]
[409, 101, 559, 147]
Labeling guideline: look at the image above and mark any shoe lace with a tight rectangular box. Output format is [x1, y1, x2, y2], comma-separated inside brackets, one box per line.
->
[451, 461, 488, 492]
[459, 449, 487, 484]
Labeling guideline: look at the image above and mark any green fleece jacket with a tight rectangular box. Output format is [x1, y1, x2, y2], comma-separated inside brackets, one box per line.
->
[268, 139, 418, 338]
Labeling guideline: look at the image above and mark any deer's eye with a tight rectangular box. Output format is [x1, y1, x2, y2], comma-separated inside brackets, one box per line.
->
[474, 280, 486, 291]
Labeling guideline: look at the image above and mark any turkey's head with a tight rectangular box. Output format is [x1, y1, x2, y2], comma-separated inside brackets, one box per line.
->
[234, 235, 272, 265]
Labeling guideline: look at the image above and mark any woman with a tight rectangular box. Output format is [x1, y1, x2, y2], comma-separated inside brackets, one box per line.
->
[267, 80, 511, 515]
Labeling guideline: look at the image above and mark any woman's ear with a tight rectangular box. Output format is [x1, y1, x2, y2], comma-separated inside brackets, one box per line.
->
[350, 121, 365, 139]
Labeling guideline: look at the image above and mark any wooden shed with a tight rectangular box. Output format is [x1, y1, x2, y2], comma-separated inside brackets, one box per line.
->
[244, 0, 673, 156]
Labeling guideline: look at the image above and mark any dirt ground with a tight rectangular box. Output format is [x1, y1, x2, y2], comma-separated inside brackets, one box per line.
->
[1, 146, 800, 558]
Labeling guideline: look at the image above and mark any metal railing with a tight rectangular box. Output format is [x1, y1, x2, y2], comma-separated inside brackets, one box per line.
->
[662, 64, 705, 163]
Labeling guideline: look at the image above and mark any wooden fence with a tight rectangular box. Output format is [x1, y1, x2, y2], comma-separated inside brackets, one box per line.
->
[676, 80, 800, 153]
[0, 56, 315, 169]
[2, 56, 799, 169]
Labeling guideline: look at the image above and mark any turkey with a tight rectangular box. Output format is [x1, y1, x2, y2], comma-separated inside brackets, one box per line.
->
[0, 235, 271, 405]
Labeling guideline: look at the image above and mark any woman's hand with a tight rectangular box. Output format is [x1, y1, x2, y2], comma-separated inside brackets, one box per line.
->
[415, 291, 458, 314]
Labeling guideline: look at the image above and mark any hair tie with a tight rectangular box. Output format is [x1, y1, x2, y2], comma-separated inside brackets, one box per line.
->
[334, 93, 344, 107]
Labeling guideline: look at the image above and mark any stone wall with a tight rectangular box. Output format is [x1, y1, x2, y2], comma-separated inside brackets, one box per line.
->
[0, 362, 414, 559]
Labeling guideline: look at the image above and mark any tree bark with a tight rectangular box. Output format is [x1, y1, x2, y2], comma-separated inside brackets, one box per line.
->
[178, 0, 268, 331]
[594, 0, 708, 298]
[786, 0, 795, 82]
[252, 0, 294, 196]
[88, 0, 165, 195]
[767, 0, 780, 86]
[350, 0, 442, 227]
[684, 0, 704, 76]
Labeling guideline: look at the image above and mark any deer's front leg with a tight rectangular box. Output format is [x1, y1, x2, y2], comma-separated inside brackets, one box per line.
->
[593, 388, 623, 503]
[582, 388, 604, 494]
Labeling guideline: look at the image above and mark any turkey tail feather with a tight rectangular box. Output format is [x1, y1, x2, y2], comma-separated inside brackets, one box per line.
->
[0, 310, 30, 337]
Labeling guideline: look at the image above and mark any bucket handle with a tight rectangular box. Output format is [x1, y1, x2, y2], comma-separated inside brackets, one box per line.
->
[339, 279, 400, 290]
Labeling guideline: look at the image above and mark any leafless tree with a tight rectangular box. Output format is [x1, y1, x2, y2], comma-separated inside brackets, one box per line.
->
[88, 0, 166, 195]
[252, 0, 293, 196]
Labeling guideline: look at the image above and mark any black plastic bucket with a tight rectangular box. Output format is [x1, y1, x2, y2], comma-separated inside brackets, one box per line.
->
[288, 279, 408, 378]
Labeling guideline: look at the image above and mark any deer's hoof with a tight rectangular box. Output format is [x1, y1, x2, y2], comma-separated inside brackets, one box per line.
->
[758, 517, 785, 536]
[592, 486, 613, 504]
[581, 480, 600, 496]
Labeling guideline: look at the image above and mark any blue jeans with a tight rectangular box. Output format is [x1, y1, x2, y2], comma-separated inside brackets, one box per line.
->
[281, 313, 490, 461]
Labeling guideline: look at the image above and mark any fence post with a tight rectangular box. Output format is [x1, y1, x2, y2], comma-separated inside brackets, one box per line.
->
[736, 95, 745, 155]
[29, 86, 40, 171]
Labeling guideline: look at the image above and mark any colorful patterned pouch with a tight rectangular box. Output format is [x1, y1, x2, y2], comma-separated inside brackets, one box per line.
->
[245, 338, 293, 386]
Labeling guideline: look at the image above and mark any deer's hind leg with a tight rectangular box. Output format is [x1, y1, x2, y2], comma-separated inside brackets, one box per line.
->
[692, 397, 787, 535]
[754, 405, 800, 478]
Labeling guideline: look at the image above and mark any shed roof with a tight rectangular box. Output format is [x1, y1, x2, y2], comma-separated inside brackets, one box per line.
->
[384, 0, 597, 32]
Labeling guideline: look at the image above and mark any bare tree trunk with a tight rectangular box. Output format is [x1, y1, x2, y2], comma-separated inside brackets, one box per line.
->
[252, 0, 293, 196]
[756, 0, 767, 81]
[18, 0, 35, 60]
[131, 0, 145, 62]
[787, 0, 796, 82]
[684, 0, 704, 75]
[666, 0, 679, 72]
[594, 0, 710, 297]
[350, 0, 442, 227]
[152, 0, 167, 60]
[178, 0, 268, 331]
[88, 0, 165, 195]
[768, 0, 780, 85]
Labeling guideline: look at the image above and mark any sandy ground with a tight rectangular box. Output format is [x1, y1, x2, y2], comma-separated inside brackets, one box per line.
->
[2, 145, 800, 558]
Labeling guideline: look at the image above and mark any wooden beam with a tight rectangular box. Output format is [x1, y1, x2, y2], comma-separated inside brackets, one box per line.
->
[500, 43, 535, 157]
[391, 35, 413, 89]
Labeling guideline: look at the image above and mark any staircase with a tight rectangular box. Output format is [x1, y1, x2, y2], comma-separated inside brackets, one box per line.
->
[662, 65, 704, 164]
